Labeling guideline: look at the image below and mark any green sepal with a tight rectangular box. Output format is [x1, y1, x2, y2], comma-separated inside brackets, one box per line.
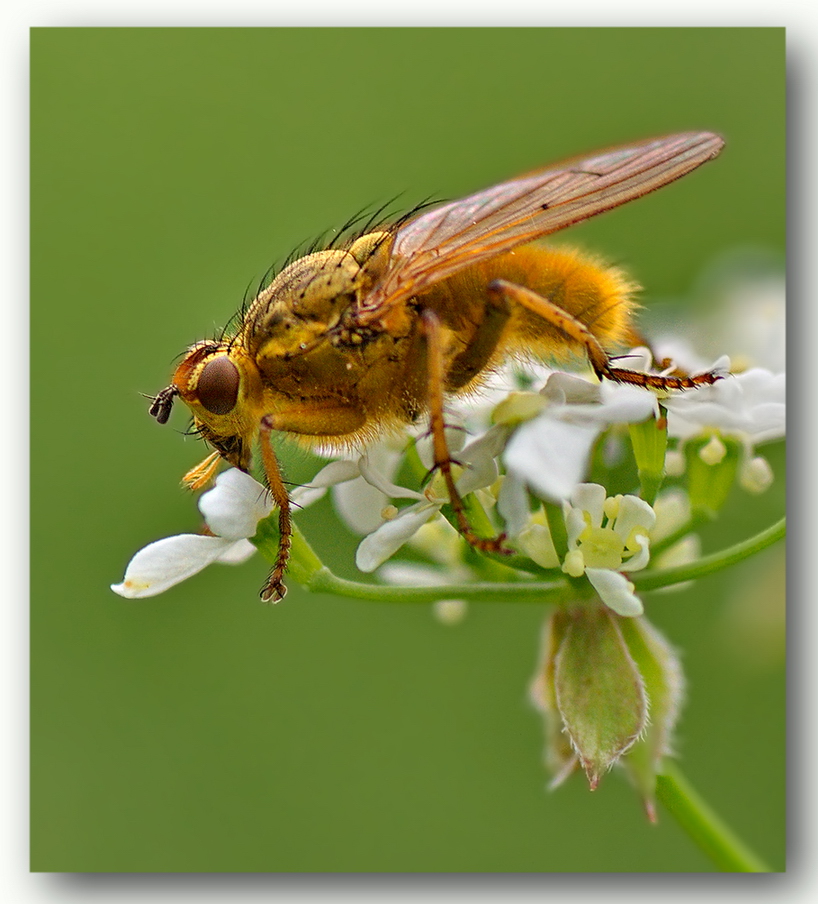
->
[618, 617, 685, 820]
[535, 610, 578, 784]
[249, 512, 280, 565]
[685, 434, 741, 515]
[629, 411, 668, 505]
[250, 517, 325, 586]
[552, 606, 648, 789]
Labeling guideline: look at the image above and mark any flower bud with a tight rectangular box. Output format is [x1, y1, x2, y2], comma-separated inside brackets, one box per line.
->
[432, 598, 468, 625]
[531, 606, 647, 790]
[740, 455, 774, 494]
[492, 390, 547, 426]
[530, 604, 684, 817]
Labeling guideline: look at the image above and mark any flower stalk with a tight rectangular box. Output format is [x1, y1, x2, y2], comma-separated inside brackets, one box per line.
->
[656, 762, 772, 872]
[243, 517, 785, 605]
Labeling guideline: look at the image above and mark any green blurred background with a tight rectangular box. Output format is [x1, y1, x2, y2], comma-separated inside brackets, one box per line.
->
[31, 28, 785, 872]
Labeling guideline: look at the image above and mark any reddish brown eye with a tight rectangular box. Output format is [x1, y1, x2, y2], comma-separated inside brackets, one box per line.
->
[197, 356, 239, 415]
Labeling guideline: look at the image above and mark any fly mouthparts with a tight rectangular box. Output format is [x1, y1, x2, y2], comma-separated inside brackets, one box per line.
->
[148, 384, 180, 424]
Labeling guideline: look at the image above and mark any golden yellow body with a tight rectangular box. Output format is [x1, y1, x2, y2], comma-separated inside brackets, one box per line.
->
[149, 132, 724, 600]
[183, 239, 637, 457]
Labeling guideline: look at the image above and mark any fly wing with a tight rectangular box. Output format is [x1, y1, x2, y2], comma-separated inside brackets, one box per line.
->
[356, 132, 724, 322]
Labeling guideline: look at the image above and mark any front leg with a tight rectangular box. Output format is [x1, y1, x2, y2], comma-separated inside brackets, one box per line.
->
[257, 416, 293, 603]
[264, 399, 367, 436]
[255, 400, 367, 602]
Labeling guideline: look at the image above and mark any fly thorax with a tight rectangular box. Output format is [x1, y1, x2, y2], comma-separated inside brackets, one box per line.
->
[246, 250, 363, 360]
[346, 231, 393, 291]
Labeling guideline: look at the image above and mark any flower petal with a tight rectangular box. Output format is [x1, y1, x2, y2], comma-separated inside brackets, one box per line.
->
[570, 483, 607, 527]
[651, 490, 691, 542]
[276, 459, 363, 511]
[585, 568, 644, 617]
[580, 382, 658, 424]
[355, 502, 439, 572]
[655, 533, 700, 573]
[199, 469, 271, 540]
[505, 416, 601, 502]
[333, 440, 423, 534]
[310, 459, 362, 486]
[620, 534, 651, 573]
[359, 452, 425, 501]
[457, 426, 507, 495]
[496, 471, 531, 538]
[564, 506, 589, 550]
[666, 369, 786, 444]
[542, 372, 601, 406]
[415, 418, 466, 470]
[215, 538, 258, 565]
[612, 494, 656, 545]
[333, 477, 391, 535]
[516, 523, 560, 569]
[112, 534, 234, 599]
[289, 484, 329, 509]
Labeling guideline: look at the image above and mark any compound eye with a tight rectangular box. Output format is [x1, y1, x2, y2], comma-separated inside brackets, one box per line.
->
[197, 356, 240, 415]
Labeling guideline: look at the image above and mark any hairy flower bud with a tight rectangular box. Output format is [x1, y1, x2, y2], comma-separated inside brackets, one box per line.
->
[530, 604, 684, 817]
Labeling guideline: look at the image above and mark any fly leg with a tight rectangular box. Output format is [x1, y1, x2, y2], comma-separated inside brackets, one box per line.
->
[487, 280, 724, 390]
[257, 416, 293, 603]
[618, 326, 692, 379]
[419, 307, 511, 556]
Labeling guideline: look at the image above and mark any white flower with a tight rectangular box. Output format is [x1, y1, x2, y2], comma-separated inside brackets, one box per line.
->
[354, 427, 505, 573]
[503, 372, 657, 503]
[649, 490, 700, 591]
[112, 463, 349, 600]
[331, 435, 412, 534]
[330, 420, 470, 536]
[664, 367, 785, 447]
[458, 359, 559, 432]
[561, 484, 656, 617]
[651, 489, 691, 544]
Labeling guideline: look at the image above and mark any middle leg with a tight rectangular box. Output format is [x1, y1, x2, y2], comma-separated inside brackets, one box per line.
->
[419, 307, 511, 556]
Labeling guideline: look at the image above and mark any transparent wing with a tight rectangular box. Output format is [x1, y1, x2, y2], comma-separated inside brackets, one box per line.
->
[356, 132, 724, 322]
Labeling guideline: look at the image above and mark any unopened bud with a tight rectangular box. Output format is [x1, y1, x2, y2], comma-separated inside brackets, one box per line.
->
[530, 605, 684, 817]
[740, 455, 774, 494]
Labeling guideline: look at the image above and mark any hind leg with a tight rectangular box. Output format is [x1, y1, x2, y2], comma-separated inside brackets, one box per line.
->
[487, 279, 722, 390]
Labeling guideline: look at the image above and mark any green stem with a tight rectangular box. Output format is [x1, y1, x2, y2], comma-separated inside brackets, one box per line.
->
[543, 501, 569, 559]
[656, 762, 772, 872]
[266, 523, 572, 604]
[254, 516, 784, 604]
[306, 568, 571, 604]
[633, 516, 785, 592]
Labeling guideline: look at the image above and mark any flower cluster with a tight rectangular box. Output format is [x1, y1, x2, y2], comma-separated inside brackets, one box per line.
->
[113, 330, 785, 807]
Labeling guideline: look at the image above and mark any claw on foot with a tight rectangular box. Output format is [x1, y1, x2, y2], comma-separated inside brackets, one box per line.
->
[260, 580, 288, 604]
